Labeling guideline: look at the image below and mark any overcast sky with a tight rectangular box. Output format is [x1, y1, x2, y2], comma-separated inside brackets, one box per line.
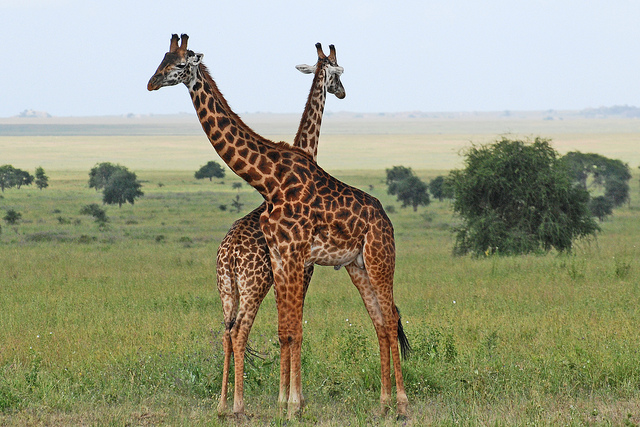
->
[2, 0, 639, 117]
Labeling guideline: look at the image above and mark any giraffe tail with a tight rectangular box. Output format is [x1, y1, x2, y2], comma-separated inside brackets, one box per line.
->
[396, 305, 412, 360]
[245, 343, 267, 366]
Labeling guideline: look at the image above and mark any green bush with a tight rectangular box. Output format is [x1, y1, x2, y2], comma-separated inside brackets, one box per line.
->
[3, 209, 21, 225]
[449, 137, 599, 256]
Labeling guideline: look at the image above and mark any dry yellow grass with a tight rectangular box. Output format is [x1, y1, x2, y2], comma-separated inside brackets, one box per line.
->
[1, 112, 639, 172]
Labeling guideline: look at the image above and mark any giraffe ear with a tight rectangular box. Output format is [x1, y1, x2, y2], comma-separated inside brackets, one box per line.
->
[327, 64, 344, 76]
[295, 64, 316, 74]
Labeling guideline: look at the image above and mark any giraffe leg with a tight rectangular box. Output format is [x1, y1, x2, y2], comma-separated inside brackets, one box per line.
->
[217, 328, 232, 416]
[344, 264, 393, 414]
[362, 234, 409, 418]
[228, 310, 251, 417]
[216, 264, 237, 417]
[272, 253, 307, 420]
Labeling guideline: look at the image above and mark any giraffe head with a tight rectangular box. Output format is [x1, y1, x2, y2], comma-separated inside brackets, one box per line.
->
[147, 34, 203, 91]
[296, 43, 346, 99]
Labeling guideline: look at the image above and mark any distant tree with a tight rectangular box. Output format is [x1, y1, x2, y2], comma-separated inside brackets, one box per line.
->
[14, 169, 34, 189]
[195, 161, 226, 181]
[562, 151, 631, 210]
[605, 178, 629, 207]
[429, 175, 453, 201]
[89, 162, 120, 191]
[385, 166, 430, 211]
[385, 166, 414, 193]
[589, 196, 613, 222]
[35, 167, 49, 190]
[394, 175, 430, 211]
[449, 137, 598, 256]
[0, 165, 16, 192]
[3, 209, 22, 225]
[102, 169, 144, 208]
[232, 182, 243, 191]
[0, 165, 33, 191]
[231, 194, 244, 213]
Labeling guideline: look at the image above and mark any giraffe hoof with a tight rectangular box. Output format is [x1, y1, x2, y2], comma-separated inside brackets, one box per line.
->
[233, 412, 251, 423]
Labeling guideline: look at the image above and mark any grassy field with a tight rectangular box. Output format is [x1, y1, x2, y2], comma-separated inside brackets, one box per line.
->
[1, 115, 640, 425]
[2, 112, 640, 171]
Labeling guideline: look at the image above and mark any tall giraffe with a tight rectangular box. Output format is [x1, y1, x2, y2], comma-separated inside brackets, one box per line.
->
[148, 34, 410, 419]
[216, 43, 345, 417]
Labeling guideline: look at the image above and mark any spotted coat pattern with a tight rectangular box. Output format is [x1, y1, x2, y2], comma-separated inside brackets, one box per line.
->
[148, 34, 408, 420]
[215, 43, 344, 417]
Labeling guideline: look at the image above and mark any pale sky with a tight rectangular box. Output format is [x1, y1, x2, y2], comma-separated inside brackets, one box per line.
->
[2, 0, 639, 117]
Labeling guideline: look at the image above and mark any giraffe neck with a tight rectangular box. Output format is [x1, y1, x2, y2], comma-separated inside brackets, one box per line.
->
[186, 64, 278, 197]
[293, 66, 327, 161]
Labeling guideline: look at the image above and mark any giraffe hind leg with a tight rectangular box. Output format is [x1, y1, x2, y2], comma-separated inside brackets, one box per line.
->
[344, 264, 393, 414]
[361, 236, 409, 417]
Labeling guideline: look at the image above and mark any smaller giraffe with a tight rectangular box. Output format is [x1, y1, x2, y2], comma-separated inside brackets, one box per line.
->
[216, 43, 345, 418]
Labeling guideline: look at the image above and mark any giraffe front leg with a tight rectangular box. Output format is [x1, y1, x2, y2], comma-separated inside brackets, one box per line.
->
[278, 335, 291, 417]
[272, 255, 306, 420]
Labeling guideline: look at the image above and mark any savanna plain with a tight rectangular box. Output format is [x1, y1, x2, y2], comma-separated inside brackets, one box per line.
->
[1, 112, 640, 425]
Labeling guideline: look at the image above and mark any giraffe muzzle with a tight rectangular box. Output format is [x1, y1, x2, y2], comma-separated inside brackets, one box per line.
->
[147, 74, 163, 91]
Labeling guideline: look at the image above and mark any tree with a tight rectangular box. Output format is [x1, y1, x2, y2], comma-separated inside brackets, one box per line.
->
[0, 165, 16, 192]
[604, 178, 629, 207]
[429, 175, 453, 201]
[0, 165, 33, 191]
[4, 209, 22, 225]
[102, 169, 144, 207]
[385, 166, 414, 192]
[231, 194, 244, 213]
[14, 169, 34, 189]
[385, 166, 430, 211]
[449, 137, 599, 256]
[195, 160, 226, 181]
[562, 151, 631, 208]
[89, 162, 120, 191]
[589, 196, 613, 222]
[35, 167, 49, 190]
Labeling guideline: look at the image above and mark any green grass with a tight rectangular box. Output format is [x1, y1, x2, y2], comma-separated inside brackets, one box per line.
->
[1, 168, 640, 425]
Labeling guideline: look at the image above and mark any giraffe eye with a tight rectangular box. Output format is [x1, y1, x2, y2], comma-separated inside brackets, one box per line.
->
[176, 63, 187, 69]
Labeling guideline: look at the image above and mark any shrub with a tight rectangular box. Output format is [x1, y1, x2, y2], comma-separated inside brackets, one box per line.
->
[449, 137, 599, 256]
[3, 209, 21, 225]
[80, 204, 108, 224]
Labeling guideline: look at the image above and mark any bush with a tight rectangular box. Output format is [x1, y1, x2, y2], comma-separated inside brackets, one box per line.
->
[80, 204, 108, 224]
[3, 209, 22, 225]
[449, 137, 599, 256]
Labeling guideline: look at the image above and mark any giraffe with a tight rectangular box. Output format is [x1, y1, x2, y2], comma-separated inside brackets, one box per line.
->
[215, 42, 345, 417]
[148, 34, 410, 420]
